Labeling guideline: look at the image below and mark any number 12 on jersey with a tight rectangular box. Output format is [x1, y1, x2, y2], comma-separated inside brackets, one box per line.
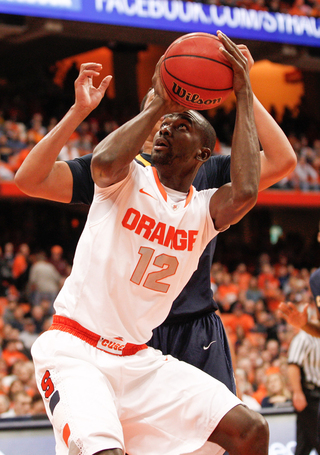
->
[130, 246, 179, 293]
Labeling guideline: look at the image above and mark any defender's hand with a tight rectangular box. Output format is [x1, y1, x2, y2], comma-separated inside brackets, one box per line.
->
[74, 63, 112, 114]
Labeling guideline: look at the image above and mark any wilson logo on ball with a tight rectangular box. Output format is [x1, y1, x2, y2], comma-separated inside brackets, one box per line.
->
[160, 32, 233, 111]
[172, 82, 222, 107]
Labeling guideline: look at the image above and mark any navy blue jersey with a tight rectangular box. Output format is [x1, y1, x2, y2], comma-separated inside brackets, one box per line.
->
[67, 153, 231, 321]
[310, 268, 320, 317]
[68, 154, 94, 205]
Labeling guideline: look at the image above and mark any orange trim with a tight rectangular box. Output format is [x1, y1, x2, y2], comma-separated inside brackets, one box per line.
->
[49, 315, 148, 356]
[184, 186, 193, 207]
[49, 316, 100, 346]
[63, 423, 70, 447]
[152, 167, 167, 201]
[151, 167, 193, 207]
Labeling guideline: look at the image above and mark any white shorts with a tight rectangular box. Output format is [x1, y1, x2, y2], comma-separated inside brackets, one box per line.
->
[32, 327, 242, 455]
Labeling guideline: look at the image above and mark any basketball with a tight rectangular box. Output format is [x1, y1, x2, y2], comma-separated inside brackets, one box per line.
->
[160, 32, 233, 110]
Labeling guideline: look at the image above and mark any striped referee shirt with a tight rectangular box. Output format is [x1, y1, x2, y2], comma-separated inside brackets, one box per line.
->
[288, 330, 320, 387]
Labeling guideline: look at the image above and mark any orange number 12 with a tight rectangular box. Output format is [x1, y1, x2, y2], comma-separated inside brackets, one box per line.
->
[130, 246, 179, 293]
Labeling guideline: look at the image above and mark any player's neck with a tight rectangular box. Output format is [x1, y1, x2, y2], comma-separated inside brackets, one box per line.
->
[142, 141, 152, 156]
[155, 165, 197, 193]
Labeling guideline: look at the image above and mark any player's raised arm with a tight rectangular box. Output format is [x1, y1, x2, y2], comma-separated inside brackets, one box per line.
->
[237, 45, 297, 191]
[14, 63, 111, 202]
[91, 57, 184, 189]
[209, 32, 260, 232]
[254, 95, 297, 191]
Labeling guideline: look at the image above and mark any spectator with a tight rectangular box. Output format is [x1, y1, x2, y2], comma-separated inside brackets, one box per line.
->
[1, 339, 29, 368]
[0, 133, 13, 165]
[292, 154, 319, 191]
[2, 390, 32, 417]
[30, 304, 48, 334]
[222, 301, 255, 343]
[261, 372, 292, 408]
[12, 243, 31, 297]
[7, 134, 36, 174]
[0, 394, 10, 417]
[0, 358, 9, 383]
[252, 366, 269, 404]
[5, 303, 26, 332]
[235, 368, 261, 411]
[4, 121, 26, 155]
[246, 276, 264, 302]
[265, 339, 281, 363]
[27, 113, 46, 144]
[0, 242, 14, 295]
[2, 295, 19, 326]
[215, 271, 240, 312]
[7, 378, 25, 401]
[49, 245, 70, 278]
[28, 251, 62, 307]
[58, 136, 80, 161]
[30, 392, 46, 416]
[19, 318, 38, 352]
[233, 263, 252, 291]
[289, 0, 312, 15]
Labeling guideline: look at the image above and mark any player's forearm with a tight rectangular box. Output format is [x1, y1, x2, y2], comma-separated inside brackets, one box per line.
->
[301, 321, 320, 337]
[253, 95, 297, 191]
[92, 95, 167, 187]
[230, 88, 260, 211]
[15, 105, 86, 192]
[287, 364, 303, 393]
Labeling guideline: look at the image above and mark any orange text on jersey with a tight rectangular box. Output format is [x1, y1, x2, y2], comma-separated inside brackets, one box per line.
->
[122, 208, 198, 251]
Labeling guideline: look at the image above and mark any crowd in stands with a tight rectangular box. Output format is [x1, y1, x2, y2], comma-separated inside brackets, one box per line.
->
[0, 100, 320, 191]
[0, 242, 70, 418]
[0, 237, 318, 418]
[192, 0, 320, 18]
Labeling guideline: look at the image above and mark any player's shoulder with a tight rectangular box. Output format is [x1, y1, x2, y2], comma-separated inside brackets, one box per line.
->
[310, 267, 320, 296]
[310, 267, 320, 284]
[202, 154, 231, 188]
[67, 153, 92, 169]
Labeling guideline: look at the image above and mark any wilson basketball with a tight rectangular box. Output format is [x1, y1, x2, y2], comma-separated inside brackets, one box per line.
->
[160, 32, 233, 110]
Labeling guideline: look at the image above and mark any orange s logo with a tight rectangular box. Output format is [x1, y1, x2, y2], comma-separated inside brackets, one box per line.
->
[41, 370, 54, 398]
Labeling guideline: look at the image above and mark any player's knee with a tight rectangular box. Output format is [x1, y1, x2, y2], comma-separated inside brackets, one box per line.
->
[209, 405, 269, 454]
[245, 411, 269, 447]
[235, 409, 269, 455]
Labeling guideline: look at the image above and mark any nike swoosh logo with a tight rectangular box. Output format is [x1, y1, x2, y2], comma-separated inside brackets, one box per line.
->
[139, 188, 156, 199]
[203, 341, 217, 350]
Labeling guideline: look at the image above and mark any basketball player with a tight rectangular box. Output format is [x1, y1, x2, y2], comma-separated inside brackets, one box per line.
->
[22, 31, 268, 455]
[14, 41, 296, 400]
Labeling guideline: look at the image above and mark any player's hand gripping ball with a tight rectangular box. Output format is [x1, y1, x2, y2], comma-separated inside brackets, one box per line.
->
[160, 32, 233, 110]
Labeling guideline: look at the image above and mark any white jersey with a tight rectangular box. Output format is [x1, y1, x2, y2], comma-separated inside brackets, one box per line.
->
[54, 162, 219, 344]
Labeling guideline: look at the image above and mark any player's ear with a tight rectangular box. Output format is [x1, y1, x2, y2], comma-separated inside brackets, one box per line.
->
[196, 147, 211, 163]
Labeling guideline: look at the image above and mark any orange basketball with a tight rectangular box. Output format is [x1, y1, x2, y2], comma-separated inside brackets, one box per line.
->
[160, 32, 233, 110]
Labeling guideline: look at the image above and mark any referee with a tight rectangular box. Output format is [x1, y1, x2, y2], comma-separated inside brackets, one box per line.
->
[287, 302, 320, 455]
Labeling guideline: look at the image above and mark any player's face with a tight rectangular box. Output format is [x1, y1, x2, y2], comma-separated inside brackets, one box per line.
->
[151, 111, 203, 167]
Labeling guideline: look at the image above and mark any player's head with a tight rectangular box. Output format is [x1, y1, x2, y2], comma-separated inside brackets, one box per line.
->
[151, 109, 216, 170]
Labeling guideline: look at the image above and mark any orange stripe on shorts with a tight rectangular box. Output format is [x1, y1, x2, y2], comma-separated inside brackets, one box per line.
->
[63, 423, 71, 447]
